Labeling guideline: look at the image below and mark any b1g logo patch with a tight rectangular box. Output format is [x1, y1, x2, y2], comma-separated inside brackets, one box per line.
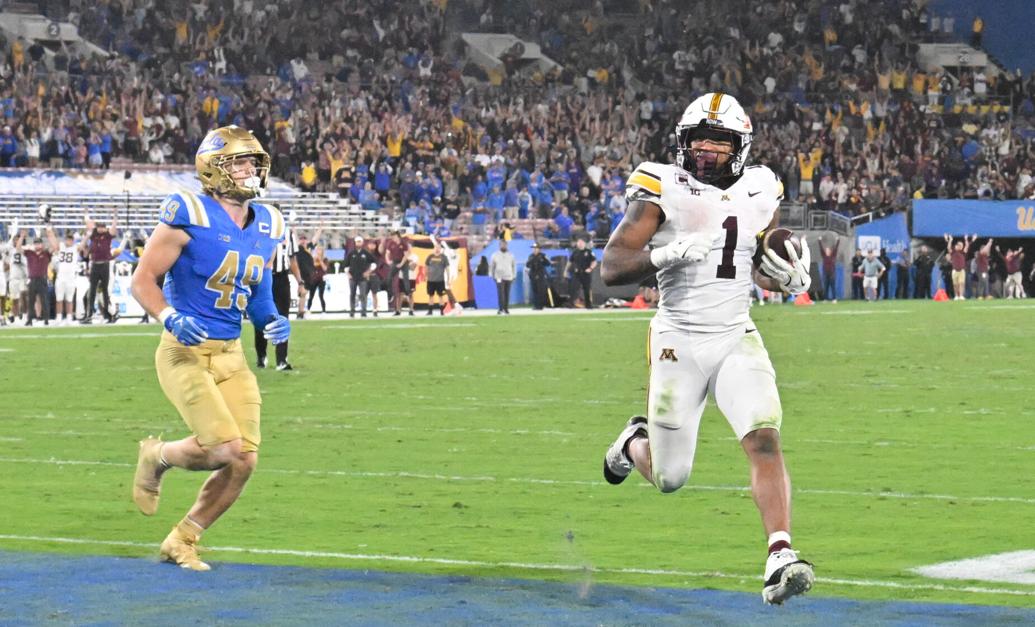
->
[659, 348, 678, 362]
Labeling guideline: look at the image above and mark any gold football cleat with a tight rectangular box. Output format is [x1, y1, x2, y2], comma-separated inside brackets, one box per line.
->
[132, 437, 164, 516]
[159, 526, 211, 572]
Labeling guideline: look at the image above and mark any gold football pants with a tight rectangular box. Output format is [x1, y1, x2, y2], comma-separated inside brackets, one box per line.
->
[154, 331, 261, 453]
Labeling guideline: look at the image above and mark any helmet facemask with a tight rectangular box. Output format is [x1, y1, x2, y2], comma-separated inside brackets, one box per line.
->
[207, 152, 271, 201]
[196, 126, 271, 201]
[676, 124, 746, 184]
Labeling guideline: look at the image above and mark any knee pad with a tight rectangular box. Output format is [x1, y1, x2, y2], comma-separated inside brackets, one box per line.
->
[653, 465, 691, 493]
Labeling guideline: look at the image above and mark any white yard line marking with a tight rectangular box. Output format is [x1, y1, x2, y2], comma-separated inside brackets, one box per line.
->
[0, 534, 1031, 597]
[7, 423, 1030, 452]
[580, 318, 653, 323]
[0, 332, 158, 340]
[323, 323, 476, 330]
[0, 456, 1032, 504]
[817, 310, 911, 315]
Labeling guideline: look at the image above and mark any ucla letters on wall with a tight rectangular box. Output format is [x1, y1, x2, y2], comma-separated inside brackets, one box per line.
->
[913, 199, 1035, 237]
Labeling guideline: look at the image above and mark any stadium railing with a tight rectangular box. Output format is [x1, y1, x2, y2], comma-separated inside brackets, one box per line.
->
[0, 194, 392, 234]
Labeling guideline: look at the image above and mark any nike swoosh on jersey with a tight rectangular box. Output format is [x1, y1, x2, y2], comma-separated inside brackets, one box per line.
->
[748, 191, 761, 197]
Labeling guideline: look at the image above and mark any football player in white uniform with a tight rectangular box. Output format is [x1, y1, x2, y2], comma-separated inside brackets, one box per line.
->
[0, 229, 9, 325]
[600, 93, 814, 605]
[6, 226, 27, 323]
[54, 232, 80, 325]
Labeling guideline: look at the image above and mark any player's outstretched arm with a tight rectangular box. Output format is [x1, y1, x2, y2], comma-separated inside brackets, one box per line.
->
[45, 225, 59, 252]
[600, 199, 663, 286]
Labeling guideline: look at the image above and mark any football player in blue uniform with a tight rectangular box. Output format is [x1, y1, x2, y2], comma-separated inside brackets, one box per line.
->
[130, 125, 290, 570]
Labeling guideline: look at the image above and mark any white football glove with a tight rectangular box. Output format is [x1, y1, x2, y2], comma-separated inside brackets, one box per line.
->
[760, 236, 812, 295]
[650, 231, 722, 269]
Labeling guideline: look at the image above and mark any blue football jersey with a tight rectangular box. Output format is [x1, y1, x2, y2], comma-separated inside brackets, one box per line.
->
[158, 191, 285, 339]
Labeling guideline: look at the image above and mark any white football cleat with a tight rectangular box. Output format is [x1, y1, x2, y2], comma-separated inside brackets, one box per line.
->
[762, 548, 814, 605]
[603, 416, 647, 485]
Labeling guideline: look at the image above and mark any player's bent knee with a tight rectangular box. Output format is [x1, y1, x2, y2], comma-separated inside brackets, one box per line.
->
[235, 451, 258, 474]
[203, 438, 243, 467]
[653, 467, 691, 493]
[743, 428, 782, 456]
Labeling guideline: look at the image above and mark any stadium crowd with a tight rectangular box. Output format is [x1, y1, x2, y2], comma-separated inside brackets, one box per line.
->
[0, 0, 1033, 243]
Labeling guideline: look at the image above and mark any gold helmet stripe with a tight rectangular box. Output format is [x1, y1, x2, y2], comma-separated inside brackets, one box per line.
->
[707, 92, 724, 120]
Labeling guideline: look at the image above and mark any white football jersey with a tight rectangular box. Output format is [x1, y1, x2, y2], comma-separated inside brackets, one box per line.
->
[55, 244, 78, 282]
[626, 162, 783, 333]
[6, 244, 26, 279]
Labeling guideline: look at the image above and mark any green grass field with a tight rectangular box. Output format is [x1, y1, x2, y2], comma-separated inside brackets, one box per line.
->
[1, 301, 1033, 608]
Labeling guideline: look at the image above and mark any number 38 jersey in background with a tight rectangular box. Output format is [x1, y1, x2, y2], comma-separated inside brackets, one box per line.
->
[158, 191, 286, 340]
[626, 162, 783, 334]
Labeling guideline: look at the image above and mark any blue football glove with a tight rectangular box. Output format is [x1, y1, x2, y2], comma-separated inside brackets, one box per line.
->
[163, 310, 209, 346]
[263, 314, 290, 345]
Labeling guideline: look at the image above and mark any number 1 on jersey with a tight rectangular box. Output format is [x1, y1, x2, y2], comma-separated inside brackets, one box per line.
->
[715, 216, 737, 279]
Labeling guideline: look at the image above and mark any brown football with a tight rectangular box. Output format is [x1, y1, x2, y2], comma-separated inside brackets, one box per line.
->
[753, 227, 802, 270]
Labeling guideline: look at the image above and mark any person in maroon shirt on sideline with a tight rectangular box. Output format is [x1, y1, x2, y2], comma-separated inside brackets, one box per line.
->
[84, 215, 119, 323]
[379, 230, 412, 314]
[998, 245, 1026, 299]
[817, 235, 840, 302]
[23, 225, 59, 326]
[973, 238, 994, 299]
[944, 233, 975, 301]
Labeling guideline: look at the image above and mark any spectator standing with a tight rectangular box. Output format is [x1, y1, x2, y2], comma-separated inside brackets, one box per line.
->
[971, 15, 983, 47]
[364, 239, 385, 316]
[817, 235, 840, 302]
[973, 238, 994, 299]
[526, 242, 552, 310]
[490, 239, 516, 315]
[307, 246, 328, 314]
[380, 231, 412, 315]
[84, 216, 119, 324]
[913, 245, 934, 299]
[878, 248, 892, 299]
[895, 250, 911, 299]
[860, 249, 886, 302]
[938, 250, 955, 299]
[999, 246, 1025, 299]
[345, 236, 377, 318]
[424, 243, 451, 315]
[393, 252, 417, 316]
[293, 227, 321, 318]
[23, 226, 58, 326]
[945, 234, 975, 300]
[569, 238, 597, 308]
[850, 249, 865, 300]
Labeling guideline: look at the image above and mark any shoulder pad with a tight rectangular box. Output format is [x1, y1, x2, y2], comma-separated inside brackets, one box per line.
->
[159, 192, 210, 228]
[625, 162, 663, 200]
[252, 202, 286, 240]
[747, 165, 784, 201]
